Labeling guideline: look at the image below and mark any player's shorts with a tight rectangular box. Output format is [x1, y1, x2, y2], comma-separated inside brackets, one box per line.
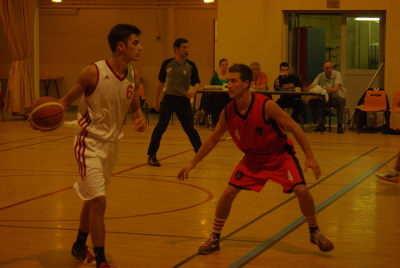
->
[228, 153, 306, 193]
[73, 134, 119, 200]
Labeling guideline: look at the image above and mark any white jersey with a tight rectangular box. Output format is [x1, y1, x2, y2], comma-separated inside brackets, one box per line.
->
[77, 60, 135, 141]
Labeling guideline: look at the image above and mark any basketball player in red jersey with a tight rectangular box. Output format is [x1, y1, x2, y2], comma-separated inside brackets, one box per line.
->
[177, 63, 334, 255]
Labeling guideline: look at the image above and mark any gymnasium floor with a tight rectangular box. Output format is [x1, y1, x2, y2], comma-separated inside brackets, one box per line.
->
[0, 108, 399, 268]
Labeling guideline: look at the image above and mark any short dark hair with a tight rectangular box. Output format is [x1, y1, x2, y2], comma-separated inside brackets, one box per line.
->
[173, 38, 188, 51]
[280, 62, 290, 69]
[108, 24, 141, 53]
[219, 58, 228, 65]
[228, 64, 253, 89]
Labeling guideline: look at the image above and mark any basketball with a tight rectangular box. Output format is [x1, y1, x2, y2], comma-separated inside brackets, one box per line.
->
[28, 97, 65, 131]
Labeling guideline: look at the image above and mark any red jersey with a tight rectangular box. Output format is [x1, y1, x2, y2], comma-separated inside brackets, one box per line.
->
[225, 93, 296, 165]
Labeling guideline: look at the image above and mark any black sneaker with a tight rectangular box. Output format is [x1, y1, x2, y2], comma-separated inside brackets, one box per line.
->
[313, 124, 326, 132]
[71, 244, 96, 265]
[148, 155, 161, 166]
[337, 126, 344, 134]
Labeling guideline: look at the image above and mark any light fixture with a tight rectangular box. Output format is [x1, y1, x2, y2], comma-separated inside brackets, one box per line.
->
[204, 0, 214, 3]
[52, 0, 62, 2]
[355, 17, 380, 22]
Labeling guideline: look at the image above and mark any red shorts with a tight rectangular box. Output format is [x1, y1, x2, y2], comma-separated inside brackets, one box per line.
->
[228, 153, 306, 193]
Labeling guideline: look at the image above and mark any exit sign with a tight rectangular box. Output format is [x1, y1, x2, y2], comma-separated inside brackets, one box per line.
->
[327, 1, 340, 8]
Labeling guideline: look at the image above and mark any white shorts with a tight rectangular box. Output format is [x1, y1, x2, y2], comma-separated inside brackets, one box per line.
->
[73, 134, 119, 200]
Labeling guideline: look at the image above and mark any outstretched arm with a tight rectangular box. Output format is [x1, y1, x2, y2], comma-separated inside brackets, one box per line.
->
[177, 110, 228, 181]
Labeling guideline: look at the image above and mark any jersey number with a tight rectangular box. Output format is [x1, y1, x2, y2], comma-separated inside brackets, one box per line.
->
[126, 85, 133, 99]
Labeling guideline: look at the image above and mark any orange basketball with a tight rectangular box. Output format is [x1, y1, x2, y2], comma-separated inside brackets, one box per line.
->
[28, 97, 65, 131]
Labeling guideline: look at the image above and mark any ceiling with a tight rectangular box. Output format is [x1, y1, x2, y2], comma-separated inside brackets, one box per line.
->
[38, 0, 218, 8]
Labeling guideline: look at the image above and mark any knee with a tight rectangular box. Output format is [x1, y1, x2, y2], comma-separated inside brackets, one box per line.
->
[293, 184, 309, 198]
[89, 196, 106, 213]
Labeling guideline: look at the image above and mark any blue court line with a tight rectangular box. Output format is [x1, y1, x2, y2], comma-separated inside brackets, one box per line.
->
[227, 163, 384, 268]
[171, 147, 381, 268]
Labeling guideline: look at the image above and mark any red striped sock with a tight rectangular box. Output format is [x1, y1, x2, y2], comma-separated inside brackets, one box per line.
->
[305, 214, 319, 232]
[212, 217, 226, 235]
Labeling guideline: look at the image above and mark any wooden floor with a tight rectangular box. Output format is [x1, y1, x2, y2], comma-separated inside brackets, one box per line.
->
[0, 111, 399, 268]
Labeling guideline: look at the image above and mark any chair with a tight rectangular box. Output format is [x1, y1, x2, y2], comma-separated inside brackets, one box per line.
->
[389, 91, 400, 112]
[327, 88, 349, 132]
[357, 90, 388, 134]
[0, 91, 4, 121]
[144, 102, 150, 125]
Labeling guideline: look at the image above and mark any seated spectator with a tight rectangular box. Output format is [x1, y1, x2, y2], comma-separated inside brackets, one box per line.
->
[274, 62, 305, 123]
[250, 62, 269, 90]
[306, 60, 345, 134]
[207, 58, 231, 130]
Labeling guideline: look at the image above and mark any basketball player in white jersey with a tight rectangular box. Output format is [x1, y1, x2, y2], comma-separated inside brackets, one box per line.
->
[59, 24, 146, 268]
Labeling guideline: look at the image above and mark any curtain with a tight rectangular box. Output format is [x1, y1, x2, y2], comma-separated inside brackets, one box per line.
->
[0, 0, 36, 115]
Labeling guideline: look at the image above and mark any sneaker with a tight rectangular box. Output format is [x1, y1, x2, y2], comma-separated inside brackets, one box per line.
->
[148, 155, 161, 166]
[98, 262, 110, 268]
[313, 124, 326, 132]
[198, 233, 220, 255]
[310, 229, 334, 252]
[337, 126, 344, 134]
[376, 170, 400, 183]
[71, 244, 96, 265]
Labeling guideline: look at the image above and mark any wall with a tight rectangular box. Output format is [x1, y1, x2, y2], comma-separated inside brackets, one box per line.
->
[0, 5, 217, 106]
[217, 0, 400, 128]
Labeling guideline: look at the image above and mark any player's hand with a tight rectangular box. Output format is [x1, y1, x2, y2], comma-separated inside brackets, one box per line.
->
[153, 101, 160, 111]
[304, 158, 321, 180]
[186, 89, 195, 99]
[134, 117, 147, 132]
[177, 163, 195, 181]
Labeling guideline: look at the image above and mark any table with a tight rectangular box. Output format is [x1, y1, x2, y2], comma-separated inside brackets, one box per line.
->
[0, 75, 63, 98]
[40, 76, 63, 98]
[193, 89, 326, 134]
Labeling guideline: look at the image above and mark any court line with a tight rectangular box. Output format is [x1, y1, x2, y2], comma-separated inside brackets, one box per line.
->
[227, 163, 383, 268]
[171, 147, 381, 267]
[0, 186, 72, 212]
[0, 136, 72, 152]
[0, 176, 214, 222]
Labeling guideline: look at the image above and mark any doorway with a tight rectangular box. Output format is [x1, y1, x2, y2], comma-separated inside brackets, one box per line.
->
[287, 11, 385, 115]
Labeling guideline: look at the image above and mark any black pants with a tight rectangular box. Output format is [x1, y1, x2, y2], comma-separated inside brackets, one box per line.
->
[204, 93, 231, 126]
[147, 94, 202, 155]
[276, 97, 305, 123]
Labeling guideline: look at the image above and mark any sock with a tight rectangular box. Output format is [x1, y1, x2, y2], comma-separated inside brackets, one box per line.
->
[94, 247, 107, 267]
[305, 214, 319, 233]
[74, 230, 89, 249]
[212, 217, 226, 239]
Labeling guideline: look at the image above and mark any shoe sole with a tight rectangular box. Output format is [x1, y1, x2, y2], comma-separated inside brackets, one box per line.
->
[198, 246, 220, 255]
[376, 174, 399, 183]
[310, 239, 334, 252]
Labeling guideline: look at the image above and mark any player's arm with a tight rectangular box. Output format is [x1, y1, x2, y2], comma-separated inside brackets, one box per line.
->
[130, 69, 147, 132]
[186, 62, 201, 98]
[264, 100, 321, 179]
[153, 81, 165, 111]
[59, 64, 97, 111]
[186, 82, 200, 98]
[177, 109, 228, 181]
